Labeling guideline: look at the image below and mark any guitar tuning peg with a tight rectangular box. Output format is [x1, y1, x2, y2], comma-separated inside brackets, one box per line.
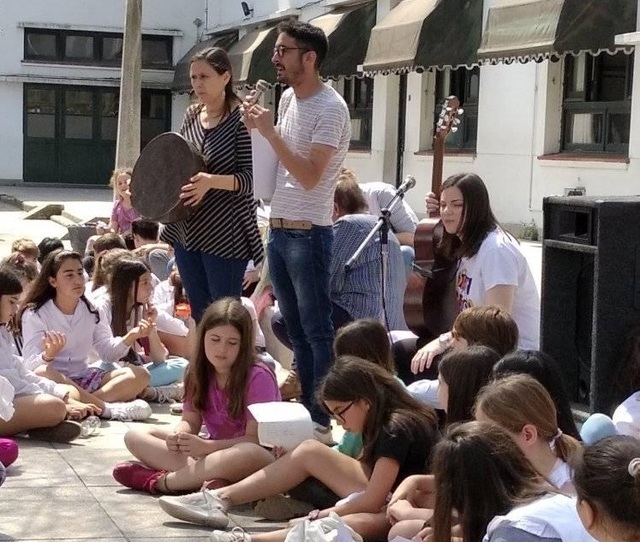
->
[451, 126, 458, 133]
[457, 108, 464, 115]
[453, 118, 461, 125]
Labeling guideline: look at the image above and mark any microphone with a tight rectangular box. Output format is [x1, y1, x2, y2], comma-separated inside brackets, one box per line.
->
[248, 79, 270, 105]
[396, 175, 416, 198]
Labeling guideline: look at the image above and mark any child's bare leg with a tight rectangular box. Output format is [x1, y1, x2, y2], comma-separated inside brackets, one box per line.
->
[0, 395, 67, 436]
[34, 365, 107, 409]
[388, 519, 425, 541]
[124, 426, 190, 472]
[217, 439, 368, 506]
[94, 366, 149, 402]
[163, 442, 274, 493]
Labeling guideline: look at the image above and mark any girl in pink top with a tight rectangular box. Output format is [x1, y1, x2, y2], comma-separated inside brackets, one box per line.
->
[113, 297, 280, 494]
[97, 168, 140, 236]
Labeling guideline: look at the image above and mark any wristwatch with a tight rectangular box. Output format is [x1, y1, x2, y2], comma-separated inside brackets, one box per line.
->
[438, 332, 452, 348]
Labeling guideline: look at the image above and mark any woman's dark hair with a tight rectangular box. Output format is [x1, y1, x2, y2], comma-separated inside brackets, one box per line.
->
[431, 421, 550, 542]
[108, 258, 149, 338]
[317, 356, 438, 472]
[0, 266, 23, 297]
[184, 298, 256, 419]
[21, 250, 99, 323]
[438, 346, 500, 424]
[438, 173, 500, 259]
[169, 268, 188, 309]
[574, 435, 640, 537]
[277, 19, 328, 69]
[492, 350, 581, 440]
[333, 319, 394, 374]
[613, 326, 640, 407]
[37, 237, 64, 264]
[453, 306, 519, 356]
[190, 47, 240, 118]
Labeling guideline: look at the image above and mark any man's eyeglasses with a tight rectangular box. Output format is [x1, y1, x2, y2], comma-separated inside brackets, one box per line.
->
[326, 401, 355, 423]
[273, 45, 309, 58]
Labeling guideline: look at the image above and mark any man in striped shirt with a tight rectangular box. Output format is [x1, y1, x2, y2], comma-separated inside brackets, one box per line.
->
[243, 20, 350, 440]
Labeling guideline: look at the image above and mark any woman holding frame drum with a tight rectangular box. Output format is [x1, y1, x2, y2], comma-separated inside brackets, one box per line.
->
[160, 47, 262, 322]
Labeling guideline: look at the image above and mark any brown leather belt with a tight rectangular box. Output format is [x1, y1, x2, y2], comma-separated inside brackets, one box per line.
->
[269, 218, 313, 230]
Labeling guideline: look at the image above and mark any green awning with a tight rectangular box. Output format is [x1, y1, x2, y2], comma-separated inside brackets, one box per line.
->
[227, 24, 279, 87]
[172, 33, 238, 92]
[478, 0, 637, 64]
[362, 0, 482, 75]
[310, 1, 377, 80]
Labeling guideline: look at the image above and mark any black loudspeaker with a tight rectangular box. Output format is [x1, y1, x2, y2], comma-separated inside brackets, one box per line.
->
[541, 196, 640, 413]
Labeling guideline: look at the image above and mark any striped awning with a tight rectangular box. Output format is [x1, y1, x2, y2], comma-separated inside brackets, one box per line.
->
[361, 0, 482, 75]
[478, 0, 637, 64]
[310, 1, 376, 80]
[172, 33, 238, 92]
[228, 24, 280, 87]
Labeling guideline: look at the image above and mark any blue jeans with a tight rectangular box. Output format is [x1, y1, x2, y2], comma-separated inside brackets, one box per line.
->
[268, 226, 334, 426]
[173, 243, 248, 322]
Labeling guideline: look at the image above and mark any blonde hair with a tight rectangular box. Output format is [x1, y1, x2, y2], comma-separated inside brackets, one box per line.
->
[108, 167, 133, 196]
[10, 238, 39, 260]
[475, 373, 582, 466]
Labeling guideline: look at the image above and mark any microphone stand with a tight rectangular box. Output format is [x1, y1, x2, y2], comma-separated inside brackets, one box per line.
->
[345, 190, 406, 328]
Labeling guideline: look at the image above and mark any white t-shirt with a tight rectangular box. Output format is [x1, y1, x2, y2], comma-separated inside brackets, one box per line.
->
[360, 182, 419, 234]
[269, 85, 351, 226]
[548, 459, 574, 494]
[456, 229, 540, 349]
[612, 391, 640, 438]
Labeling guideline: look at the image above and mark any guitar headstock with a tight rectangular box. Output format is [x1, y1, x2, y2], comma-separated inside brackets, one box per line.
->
[435, 95, 463, 143]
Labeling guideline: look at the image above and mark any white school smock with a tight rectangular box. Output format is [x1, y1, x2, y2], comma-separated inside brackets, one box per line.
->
[21, 299, 129, 377]
[0, 327, 67, 398]
[484, 494, 596, 542]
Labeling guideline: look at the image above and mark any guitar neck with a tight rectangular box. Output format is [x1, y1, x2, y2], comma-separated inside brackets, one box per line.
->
[430, 137, 445, 214]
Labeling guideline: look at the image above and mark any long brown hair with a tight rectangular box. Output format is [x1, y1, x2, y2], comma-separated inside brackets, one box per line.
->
[438, 173, 501, 259]
[108, 257, 148, 338]
[91, 247, 129, 291]
[475, 374, 582, 467]
[184, 298, 256, 419]
[317, 356, 438, 471]
[431, 421, 551, 542]
[190, 47, 240, 118]
[333, 319, 395, 374]
[21, 250, 98, 323]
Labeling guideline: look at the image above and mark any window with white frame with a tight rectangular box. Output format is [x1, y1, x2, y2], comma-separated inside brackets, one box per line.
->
[435, 67, 479, 151]
[562, 51, 633, 154]
[338, 77, 373, 150]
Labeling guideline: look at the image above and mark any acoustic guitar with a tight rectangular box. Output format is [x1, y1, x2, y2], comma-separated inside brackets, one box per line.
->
[404, 96, 462, 341]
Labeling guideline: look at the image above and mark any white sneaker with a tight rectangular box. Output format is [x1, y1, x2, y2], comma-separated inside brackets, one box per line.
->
[210, 527, 251, 542]
[158, 489, 230, 528]
[313, 422, 335, 446]
[108, 399, 152, 421]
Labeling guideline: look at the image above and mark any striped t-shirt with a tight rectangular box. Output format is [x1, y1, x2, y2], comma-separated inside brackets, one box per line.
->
[270, 85, 351, 226]
[161, 104, 263, 264]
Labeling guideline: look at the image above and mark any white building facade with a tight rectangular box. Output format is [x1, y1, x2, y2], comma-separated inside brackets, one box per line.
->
[0, 0, 638, 228]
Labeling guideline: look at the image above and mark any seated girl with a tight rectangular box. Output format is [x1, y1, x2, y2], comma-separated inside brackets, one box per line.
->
[20, 250, 151, 421]
[492, 350, 581, 440]
[475, 374, 582, 493]
[389, 422, 594, 542]
[573, 435, 640, 542]
[409, 306, 513, 408]
[0, 267, 99, 442]
[112, 297, 280, 493]
[93, 257, 188, 402]
[159, 356, 440, 542]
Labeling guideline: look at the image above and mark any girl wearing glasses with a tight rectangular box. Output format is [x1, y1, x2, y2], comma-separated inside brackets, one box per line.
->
[159, 355, 439, 542]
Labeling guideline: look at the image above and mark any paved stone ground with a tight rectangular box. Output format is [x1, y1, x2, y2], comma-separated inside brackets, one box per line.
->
[0, 404, 287, 541]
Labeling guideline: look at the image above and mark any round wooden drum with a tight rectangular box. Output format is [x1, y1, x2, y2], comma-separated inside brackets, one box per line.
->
[130, 132, 205, 223]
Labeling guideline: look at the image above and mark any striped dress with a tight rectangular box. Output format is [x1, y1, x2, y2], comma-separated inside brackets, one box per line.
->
[161, 104, 263, 264]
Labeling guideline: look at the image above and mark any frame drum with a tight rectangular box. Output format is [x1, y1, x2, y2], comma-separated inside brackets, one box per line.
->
[130, 132, 205, 223]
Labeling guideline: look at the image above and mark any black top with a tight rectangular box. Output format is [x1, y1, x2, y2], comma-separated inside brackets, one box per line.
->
[373, 419, 438, 488]
[161, 104, 263, 264]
